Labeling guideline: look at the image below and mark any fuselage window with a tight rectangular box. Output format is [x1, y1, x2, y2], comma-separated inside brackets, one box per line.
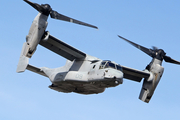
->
[93, 65, 96, 69]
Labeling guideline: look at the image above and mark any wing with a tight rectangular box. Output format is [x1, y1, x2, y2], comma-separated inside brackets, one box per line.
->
[121, 66, 150, 82]
[39, 35, 86, 61]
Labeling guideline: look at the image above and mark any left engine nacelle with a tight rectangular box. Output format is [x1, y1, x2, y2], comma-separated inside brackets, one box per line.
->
[24, 13, 48, 58]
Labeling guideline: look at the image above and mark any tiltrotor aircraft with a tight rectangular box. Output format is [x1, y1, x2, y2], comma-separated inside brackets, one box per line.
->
[17, 0, 180, 103]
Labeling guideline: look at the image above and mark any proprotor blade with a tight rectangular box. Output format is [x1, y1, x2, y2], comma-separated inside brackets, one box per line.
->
[24, 0, 98, 29]
[118, 35, 153, 57]
[24, 0, 44, 12]
[163, 56, 180, 65]
[118, 35, 180, 65]
[50, 10, 98, 29]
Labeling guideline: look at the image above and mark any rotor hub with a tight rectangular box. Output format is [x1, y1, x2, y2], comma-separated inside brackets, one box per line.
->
[41, 4, 52, 16]
[153, 49, 166, 61]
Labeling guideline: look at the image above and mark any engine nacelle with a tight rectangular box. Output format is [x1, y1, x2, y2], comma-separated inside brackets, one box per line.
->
[139, 59, 164, 103]
[24, 13, 48, 58]
[17, 13, 49, 73]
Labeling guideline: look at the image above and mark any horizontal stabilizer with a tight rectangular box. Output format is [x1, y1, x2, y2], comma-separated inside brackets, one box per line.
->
[27, 64, 48, 77]
[16, 43, 29, 73]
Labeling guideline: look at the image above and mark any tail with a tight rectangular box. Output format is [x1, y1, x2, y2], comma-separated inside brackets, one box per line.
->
[16, 42, 29, 73]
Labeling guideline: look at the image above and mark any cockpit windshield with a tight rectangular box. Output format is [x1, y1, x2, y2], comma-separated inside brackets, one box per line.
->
[99, 61, 122, 71]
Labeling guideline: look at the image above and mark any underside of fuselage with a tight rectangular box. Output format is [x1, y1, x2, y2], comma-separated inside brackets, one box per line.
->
[49, 79, 123, 94]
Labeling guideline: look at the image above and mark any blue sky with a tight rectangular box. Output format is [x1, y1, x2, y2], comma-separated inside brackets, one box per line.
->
[1, 0, 180, 120]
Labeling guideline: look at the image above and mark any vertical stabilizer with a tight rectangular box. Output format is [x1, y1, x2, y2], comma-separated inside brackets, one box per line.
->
[16, 42, 29, 73]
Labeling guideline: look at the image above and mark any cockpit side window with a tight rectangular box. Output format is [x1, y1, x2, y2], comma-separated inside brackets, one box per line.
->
[108, 62, 116, 69]
[99, 61, 122, 71]
[104, 62, 108, 68]
[104, 62, 116, 69]
[99, 61, 106, 69]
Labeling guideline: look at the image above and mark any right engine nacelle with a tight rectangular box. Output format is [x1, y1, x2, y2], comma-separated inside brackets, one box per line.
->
[139, 60, 164, 103]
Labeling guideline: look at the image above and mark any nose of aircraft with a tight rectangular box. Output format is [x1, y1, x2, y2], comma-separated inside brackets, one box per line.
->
[104, 69, 123, 84]
[115, 73, 123, 80]
[114, 72, 123, 84]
